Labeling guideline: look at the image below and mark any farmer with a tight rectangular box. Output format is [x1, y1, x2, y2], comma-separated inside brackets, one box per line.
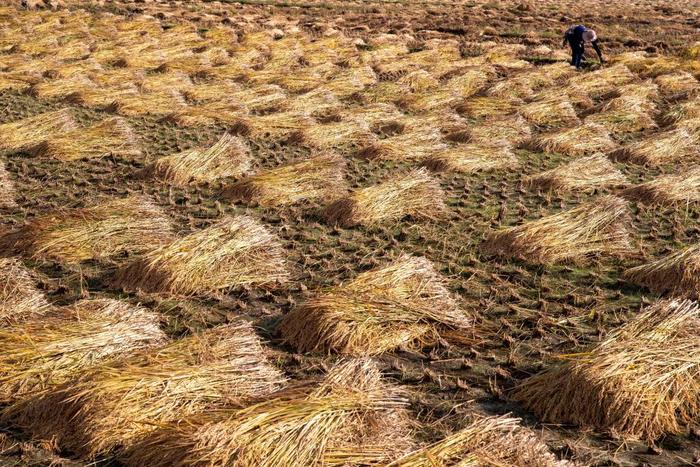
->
[563, 25, 604, 69]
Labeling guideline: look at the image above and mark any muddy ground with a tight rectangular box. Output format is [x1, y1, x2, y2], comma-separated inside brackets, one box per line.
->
[1, 0, 700, 465]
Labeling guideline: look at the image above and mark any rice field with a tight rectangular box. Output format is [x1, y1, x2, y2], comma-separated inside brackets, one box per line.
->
[0, 0, 699, 465]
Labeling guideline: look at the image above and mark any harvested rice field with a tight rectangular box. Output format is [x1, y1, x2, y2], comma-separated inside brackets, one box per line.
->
[0, 0, 699, 465]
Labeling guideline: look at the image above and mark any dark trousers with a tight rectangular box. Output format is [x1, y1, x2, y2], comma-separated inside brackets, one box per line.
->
[569, 41, 584, 68]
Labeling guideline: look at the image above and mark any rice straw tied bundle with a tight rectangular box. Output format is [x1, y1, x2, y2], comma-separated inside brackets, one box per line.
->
[0, 298, 165, 403]
[387, 414, 571, 467]
[31, 117, 141, 161]
[624, 245, 700, 297]
[469, 114, 532, 146]
[0, 108, 76, 152]
[527, 123, 617, 157]
[484, 195, 634, 265]
[623, 167, 700, 205]
[114, 215, 289, 297]
[0, 257, 51, 326]
[424, 142, 518, 173]
[513, 299, 700, 441]
[224, 153, 347, 207]
[360, 128, 447, 162]
[123, 359, 413, 467]
[611, 127, 699, 165]
[4, 322, 286, 458]
[145, 134, 251, 187]
[525, 154, 627, 194]
[279, 255, 468, 355]
[0, 195, 175, 264]
[325, 168, 446, 228]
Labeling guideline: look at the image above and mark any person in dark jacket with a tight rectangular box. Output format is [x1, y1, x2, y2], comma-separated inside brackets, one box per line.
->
[563, 25, 604, 69]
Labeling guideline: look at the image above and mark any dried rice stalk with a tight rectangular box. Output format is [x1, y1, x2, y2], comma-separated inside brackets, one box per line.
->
[233, 112, 314, 141]
[361, 128, 447, 162]
[224, 153, 347, 207]
[528, 123, 618, 157]
[325, 168, 446, 228]
[301, 120, 375, 151]
[115, 215, 288, 296]
[146, 134, 251, 186]
[611, 127, 698, 165]
[0, 298, 165, 403]
[567, 64, 635, 98]
[396, 69, 439, 93]
[623, 167, 700, 205]
[469, 114, 532, 145]
[425, 142, 518, 173]
[279, 255, 467, 355]
[111, 91, 187, 117]
[0, 195, 175, 264]
[586, 109, 657, 135]
[388, 414, 571, 467]
[0, 71, 35, 92]
[138, 72, 194, 93]
[663, 97, 700, 124]
[66, 85, 139, 109]
[655, 72, 699, 97]
[484, 195, 634, 265]
[624, 245, 700, 297]
[183, 81, 242, 103]
[520, 97, 580, 128]
[6, 322, 286, 458]
[457, 96, 523, 119]
[123, 359, 412, 466]
[525, 154, 627, 194]
[0, 162, 16, 208]
[31, 117, 141, 161]
[0, 108, 76, 152]
[0, 258, 50, 326]
[30, 74, 94, 100]
[513, 299, 700, 441]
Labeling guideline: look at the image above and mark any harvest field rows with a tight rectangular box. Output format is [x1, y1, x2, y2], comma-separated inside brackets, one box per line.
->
[0, 0, 699, 465]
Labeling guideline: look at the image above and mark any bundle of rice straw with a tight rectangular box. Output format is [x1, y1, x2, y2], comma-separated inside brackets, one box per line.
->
[114, 215, 288, 296]
[624, 245, 700, 297]
[424, 142, 518, 173]
[484, 195, 633, 265]
[5, 322, 286, 458]
[31, 117, 141, 161]
[29, 74, 95, 100]
[520, 97, 580, 128]
[663, 97, 700, 124]
[168, 102, 247, 127]
[122, 358, 413, 466]
[513, 299, 700, 441]
[224, 153, 347, 207]
[0, 298, 165, 403]
[532, 88, 594, 111]
[387, 414, 572, 467]
[146, 134, 251, 187]
[0, 71, 36, 92]
[301, 120, 375, 151]
[528, 123, 617, 157]
[456, 96, 523, 119]
[469, 114, 532, 145]
[286, 89, 343, 118]
[623, 166, 700, 205]
[0, 257, 50, 326]
[324, 168, 446, 228]
[360, 128, 447, 162]
[138, 71, 194, 93]
[0, 108, 76, 152]
[0, 195, 175, 264]
[444, 67, 493, 98]
[233, 112, 314, 141]
[0, 161, 16, 208]
[396, 69, 440, 93]
[182, 81, 242, 103]
[111, 91, 187, 117]
[525, 154, 627, 194]
[402, 88, 462, 113]
[66, 85, 139, 109]
[655, 72, 699, 97]
[585, 109, 657, 135]
[279, 255, 467, 355]
[567, 64, 635, 98]
[363, 82, 412, 105]
[611, 127, 698, 165]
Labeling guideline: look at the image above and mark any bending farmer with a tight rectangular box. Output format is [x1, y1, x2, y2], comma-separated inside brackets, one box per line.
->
[563, 25, 604, 69]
